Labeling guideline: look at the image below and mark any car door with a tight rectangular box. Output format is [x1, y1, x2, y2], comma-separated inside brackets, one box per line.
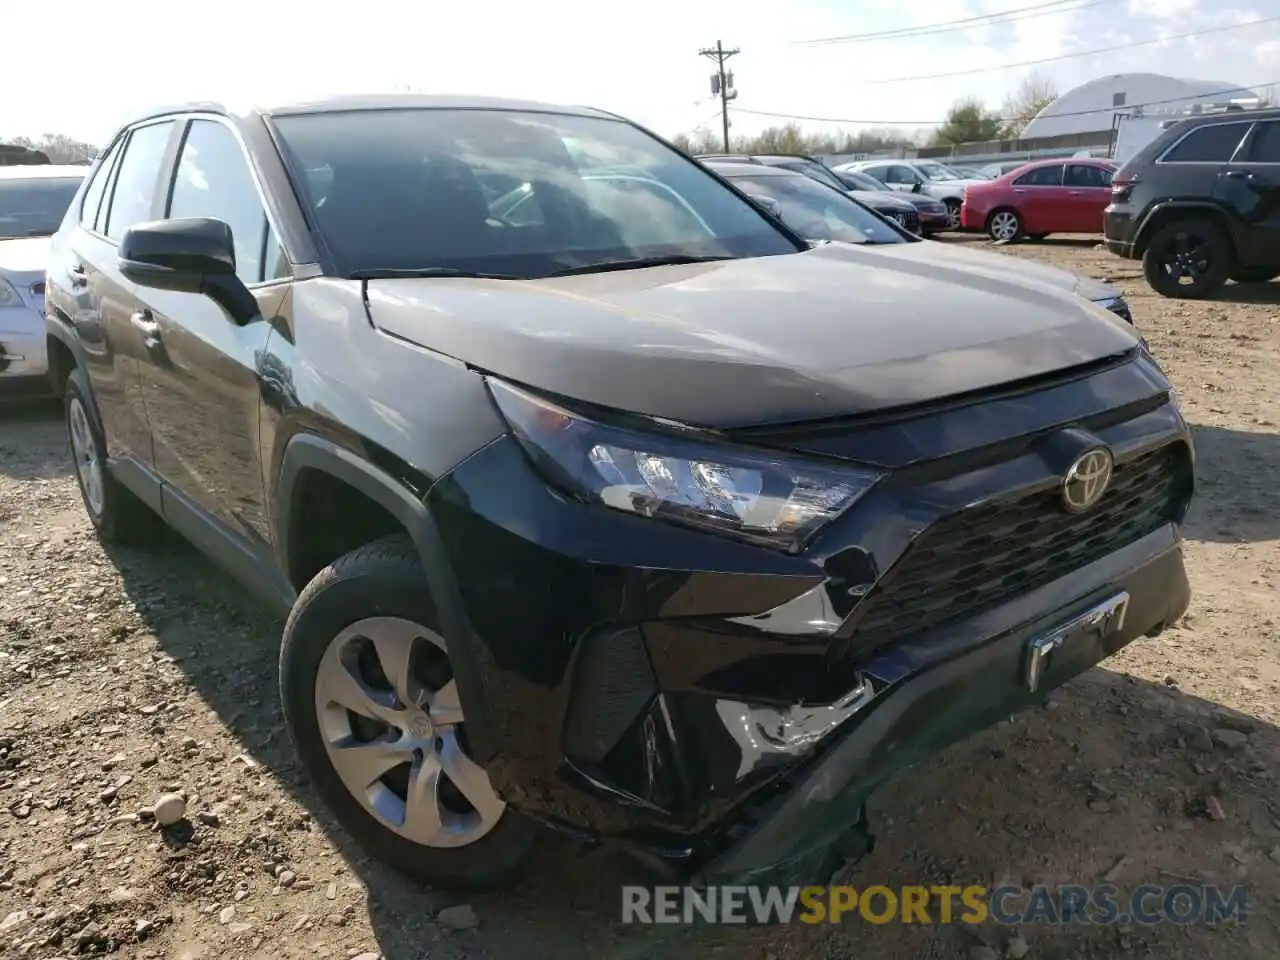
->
[134, 116, 290, 554]
[1009, 163, 1068, 233]
[1062, 163, 1115, 233]
[57, 120, 179, 490]
[1218, 119, 1280, 268]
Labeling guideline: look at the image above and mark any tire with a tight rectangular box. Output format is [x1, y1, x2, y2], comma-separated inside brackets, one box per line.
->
[64, 368, 161, 543]
[943, 198, 962, 230]
[1142, 218, 1232, 299]
[279, 535, 537, 891]
[987, 209, 1022, 242]
[1027, 233, 1050, 241]
[1231, 266, 1280, 284]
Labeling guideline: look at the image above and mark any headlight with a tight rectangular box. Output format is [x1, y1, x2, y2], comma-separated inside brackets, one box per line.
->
[1092, 295, 1132, 324]
[488, 378, 881, 553]
[0, 277, 24, 308]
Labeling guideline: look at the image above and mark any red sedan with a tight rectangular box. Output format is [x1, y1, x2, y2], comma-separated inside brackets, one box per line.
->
[960, 158, 1117, 241]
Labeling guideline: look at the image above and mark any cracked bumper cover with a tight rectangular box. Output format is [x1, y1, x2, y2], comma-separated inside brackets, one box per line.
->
[701, 527, 1191, 887]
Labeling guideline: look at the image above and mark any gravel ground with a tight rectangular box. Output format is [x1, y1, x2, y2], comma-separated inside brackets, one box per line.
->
[1, 237, 1278, 960]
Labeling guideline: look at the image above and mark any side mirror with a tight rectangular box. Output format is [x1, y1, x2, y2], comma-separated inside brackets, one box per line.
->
[911, 182, 923, 194]
[119, 218, 256, 325]
[748, 194, 783, 220]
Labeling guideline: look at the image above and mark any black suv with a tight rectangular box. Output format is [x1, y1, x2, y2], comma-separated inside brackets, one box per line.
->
[45, 95, 1193, 891]
[1104, 107, 1280, 298]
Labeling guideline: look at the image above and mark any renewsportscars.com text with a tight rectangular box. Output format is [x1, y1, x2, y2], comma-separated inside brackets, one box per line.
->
[621, 883, 1248, 926]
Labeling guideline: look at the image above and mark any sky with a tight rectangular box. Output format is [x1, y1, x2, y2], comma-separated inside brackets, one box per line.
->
[4, 0, 1280, 148]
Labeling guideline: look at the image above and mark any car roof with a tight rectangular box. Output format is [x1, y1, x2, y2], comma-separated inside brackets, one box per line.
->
[121, 94, 619, 127]
[704, 162, 800, 178]
[0, 164, 87, 180]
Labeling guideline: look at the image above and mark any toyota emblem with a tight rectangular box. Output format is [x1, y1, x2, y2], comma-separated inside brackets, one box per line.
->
[1061, 448, 1113, 513]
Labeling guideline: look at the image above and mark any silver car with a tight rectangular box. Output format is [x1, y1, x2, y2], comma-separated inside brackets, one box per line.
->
[1, 165, 85, 398]
[835, 159, 986, 229]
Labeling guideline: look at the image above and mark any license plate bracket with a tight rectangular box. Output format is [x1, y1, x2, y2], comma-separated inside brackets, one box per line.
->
[1024, 591, 1130, 693]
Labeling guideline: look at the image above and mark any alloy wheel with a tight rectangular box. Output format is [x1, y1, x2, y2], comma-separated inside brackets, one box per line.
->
[989, 211, 1021, 242]
[68, 397, 105, 517]
[945, 201, 962, 229]
[314, 616, 504, 848]
[1156, 230, 1213, 289]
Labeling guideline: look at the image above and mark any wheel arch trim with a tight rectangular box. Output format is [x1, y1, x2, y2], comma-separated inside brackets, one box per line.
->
[275, 433, 498, 760]
[1133, 201, 1237, 257]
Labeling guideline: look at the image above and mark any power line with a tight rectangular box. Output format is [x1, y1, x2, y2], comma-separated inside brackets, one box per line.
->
[729, 78, 1278, 126]
[698, 41, 740, 152]
[798, 0, 1117, 46]
[856, 14, 1280, 85]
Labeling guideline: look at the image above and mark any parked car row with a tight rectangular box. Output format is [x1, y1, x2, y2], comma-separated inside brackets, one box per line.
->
[10, 95, 1193, 898]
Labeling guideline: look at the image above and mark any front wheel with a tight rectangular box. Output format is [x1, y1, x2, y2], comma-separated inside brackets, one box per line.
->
[279, 536, 537, 890]
[988, 209, 1022, 242]
[944, 199, 962, 230]
[1142, 219, 1232, 299]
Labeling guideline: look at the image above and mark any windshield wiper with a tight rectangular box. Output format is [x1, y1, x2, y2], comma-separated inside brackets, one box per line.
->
[542, 254, 734, 278]
[349, 267, 520, 280]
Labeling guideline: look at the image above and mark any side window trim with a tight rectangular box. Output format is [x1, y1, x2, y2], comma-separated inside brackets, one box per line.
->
[1156, 121, 1252, 164]
[164, 112, 293, 287]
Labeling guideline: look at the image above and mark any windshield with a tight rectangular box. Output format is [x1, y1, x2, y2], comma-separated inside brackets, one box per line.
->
[916, 162, 962, 182]
[272, 109, 801, 278]
[725, 173, 906, 245]
[0, 177, 82, 239]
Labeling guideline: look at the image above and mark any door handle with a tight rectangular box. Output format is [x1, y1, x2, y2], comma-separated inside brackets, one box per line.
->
[1068, 190, 1083, 196]
[130, 310, 159, 335]
[130, 310, 162, 351]
[1224, 169, 1251, 179]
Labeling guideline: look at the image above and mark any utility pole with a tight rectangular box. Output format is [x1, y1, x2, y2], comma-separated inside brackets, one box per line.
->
[699, 41, 739, 152]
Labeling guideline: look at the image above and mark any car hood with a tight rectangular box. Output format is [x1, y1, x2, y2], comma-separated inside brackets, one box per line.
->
[847, 190, 914, 211]
[0, 236, 51, 274]
[365, 243, 1137, 429]
[876, 239, 1118, 301]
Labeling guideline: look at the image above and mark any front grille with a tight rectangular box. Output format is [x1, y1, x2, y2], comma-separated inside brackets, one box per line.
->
[844, 442, 1189, 653]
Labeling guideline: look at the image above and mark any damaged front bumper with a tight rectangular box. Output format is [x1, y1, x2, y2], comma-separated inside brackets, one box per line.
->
[700, 527, 1191, 887]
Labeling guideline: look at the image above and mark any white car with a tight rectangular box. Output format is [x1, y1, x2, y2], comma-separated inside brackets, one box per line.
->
[834, 159, 986, 230]
[0, 165, 85, 399]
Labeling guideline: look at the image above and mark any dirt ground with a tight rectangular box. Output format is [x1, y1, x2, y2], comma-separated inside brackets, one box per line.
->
[1, 237, 1278, 960]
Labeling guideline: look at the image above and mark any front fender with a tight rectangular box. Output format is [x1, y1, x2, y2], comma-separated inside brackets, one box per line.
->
[273, 433, 498, 760]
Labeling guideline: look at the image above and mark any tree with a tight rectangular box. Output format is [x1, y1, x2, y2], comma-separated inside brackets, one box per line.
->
[930, 98, 1003, 147]
[1001, 73, 1058, 138]
[669, 122, 923, 159]
[6, 133, 100, 164]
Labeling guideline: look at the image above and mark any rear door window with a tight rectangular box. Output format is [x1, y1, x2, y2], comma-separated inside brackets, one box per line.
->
[1064, 164, 1113, 188]
[1160, 122, 1250, 163]
[1245, 121, 1280, 163]
[1014, 165, 1064, 187]
[79, 138, 124, 232]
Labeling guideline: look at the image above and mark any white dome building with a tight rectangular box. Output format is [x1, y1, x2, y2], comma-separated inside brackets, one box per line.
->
[1021, 73, 1261, 139]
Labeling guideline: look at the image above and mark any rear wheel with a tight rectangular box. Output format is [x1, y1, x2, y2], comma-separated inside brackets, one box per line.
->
[943, 199, 962, 230]
[65, 368, 160, 542]
[1142, 218, 1232, 299]
[988, 209, 1022, 242]
[280, 536, 537, 890]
